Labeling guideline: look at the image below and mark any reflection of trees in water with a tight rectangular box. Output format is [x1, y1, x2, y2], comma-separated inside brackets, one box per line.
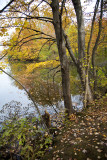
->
[30, 80, 62, 106]
[9, 62, 62, 106]
[0, 101, 36, 122]
[8, 62, 81, 108]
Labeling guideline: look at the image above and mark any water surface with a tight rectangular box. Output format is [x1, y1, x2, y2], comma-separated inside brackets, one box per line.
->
[0, 61, 83, 122]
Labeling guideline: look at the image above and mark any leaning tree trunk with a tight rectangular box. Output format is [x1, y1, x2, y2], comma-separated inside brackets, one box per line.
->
[51, 0, 74, 115]
[72, 0, 93, 106]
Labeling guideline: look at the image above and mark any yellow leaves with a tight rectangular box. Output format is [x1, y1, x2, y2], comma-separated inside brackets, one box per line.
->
[1, 28, 7, 33]
[13, 20, 21, 26]
[12, 36, 18, 42]
[103, 134, 106, 138]
[3, 41, 8, 46]
[0, 62, 7, 70]
[16, 28, 20, 32]
[69, 114, 77, 121]
[0, 32, 3, 37]
[0, 28, 8, 37]
[26, 60, 60, 72]
[7, 46, 39, 61]
[67, 24, 78, 53]
[33, 126, 36, 129]
[23, 21, 30, 28]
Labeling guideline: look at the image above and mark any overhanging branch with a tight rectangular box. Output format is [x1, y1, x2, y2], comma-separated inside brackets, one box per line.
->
[0, 67, 41, 116]
[0, 0, 15, 13]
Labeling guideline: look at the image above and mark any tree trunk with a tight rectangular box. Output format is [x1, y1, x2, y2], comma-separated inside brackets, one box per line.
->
[77, 64, 93, 106]
[92, 0, 103, 98]
[51, 0, 74, 115]
[72, 0, 93, 106]
[63, 26, 93, 106]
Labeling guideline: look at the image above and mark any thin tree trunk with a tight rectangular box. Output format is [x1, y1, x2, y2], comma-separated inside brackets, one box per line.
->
[86, 0, 100, 98]
[72, 0, 93, 106]
[51, 0, 74, 115]
[92, 0, 103, 97]
[64, 25, 93, 106]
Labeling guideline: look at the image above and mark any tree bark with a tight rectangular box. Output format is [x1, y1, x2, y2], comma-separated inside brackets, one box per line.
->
[51, 0, 74, 115]
[72, 0, 93, 106]
[92, 0, 103, 97]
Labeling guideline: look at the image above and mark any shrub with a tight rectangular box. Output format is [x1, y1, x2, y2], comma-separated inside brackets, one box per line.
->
[0, 116, 52, 160]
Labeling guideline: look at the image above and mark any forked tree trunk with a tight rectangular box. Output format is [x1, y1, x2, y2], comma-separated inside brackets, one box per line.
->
[51, 0, 74, 115]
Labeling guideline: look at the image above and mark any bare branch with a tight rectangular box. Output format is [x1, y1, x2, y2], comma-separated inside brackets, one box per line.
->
[43, 0, 51, 6]
[48, 41, 56, 50]
[30, 0, 43, 13]
[0, 0, 15, 13]
[48, 65, 60, 74]
[28, 0, 35, 6]
[12, 27, 56, 50]
[0, 25, 21, 28]
[26, 27, 55, 39]
[0, 67, 49, 130]
[38, 39, 52, 54]
[0, 52, 8, 60]
[0, 67, 41, 116]
[0, 16, 53, 23]
[18, 37, 56, 49]
[15, 33, 43, 46]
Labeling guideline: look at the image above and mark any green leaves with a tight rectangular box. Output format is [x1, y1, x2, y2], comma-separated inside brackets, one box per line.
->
[32, 117, 37, 123]
[45, 136, 52, 145]
[0, 116, 52, 159]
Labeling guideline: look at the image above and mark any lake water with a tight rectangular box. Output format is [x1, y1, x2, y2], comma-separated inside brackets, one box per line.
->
[0, 61, 83, 123]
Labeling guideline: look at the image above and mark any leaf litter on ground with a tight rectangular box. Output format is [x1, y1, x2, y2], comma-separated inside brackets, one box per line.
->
[43, 96, 107, 160]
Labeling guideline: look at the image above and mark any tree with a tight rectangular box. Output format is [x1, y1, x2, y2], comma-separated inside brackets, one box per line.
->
[71, 0, 93, 106]
[64, 0, 104, 106]
[51, 0, 73, 114]
[0, 0, 106, 113]
[0, 0, 74, 115]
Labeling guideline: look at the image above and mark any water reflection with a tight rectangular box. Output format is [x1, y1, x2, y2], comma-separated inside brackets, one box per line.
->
[0, 100, 62, 124]
[0, 101, 30, 122]
[9, 62, 62, 106]
[0, 61, 83, 122]
[0, 68, 32, 108]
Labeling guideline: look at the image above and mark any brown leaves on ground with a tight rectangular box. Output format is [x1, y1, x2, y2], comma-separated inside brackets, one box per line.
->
[43, 96, 107, 160]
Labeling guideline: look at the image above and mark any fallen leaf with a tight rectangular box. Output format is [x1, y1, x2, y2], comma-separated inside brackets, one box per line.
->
[97, 149, 102, 152]
[82, 149, 87, 153]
